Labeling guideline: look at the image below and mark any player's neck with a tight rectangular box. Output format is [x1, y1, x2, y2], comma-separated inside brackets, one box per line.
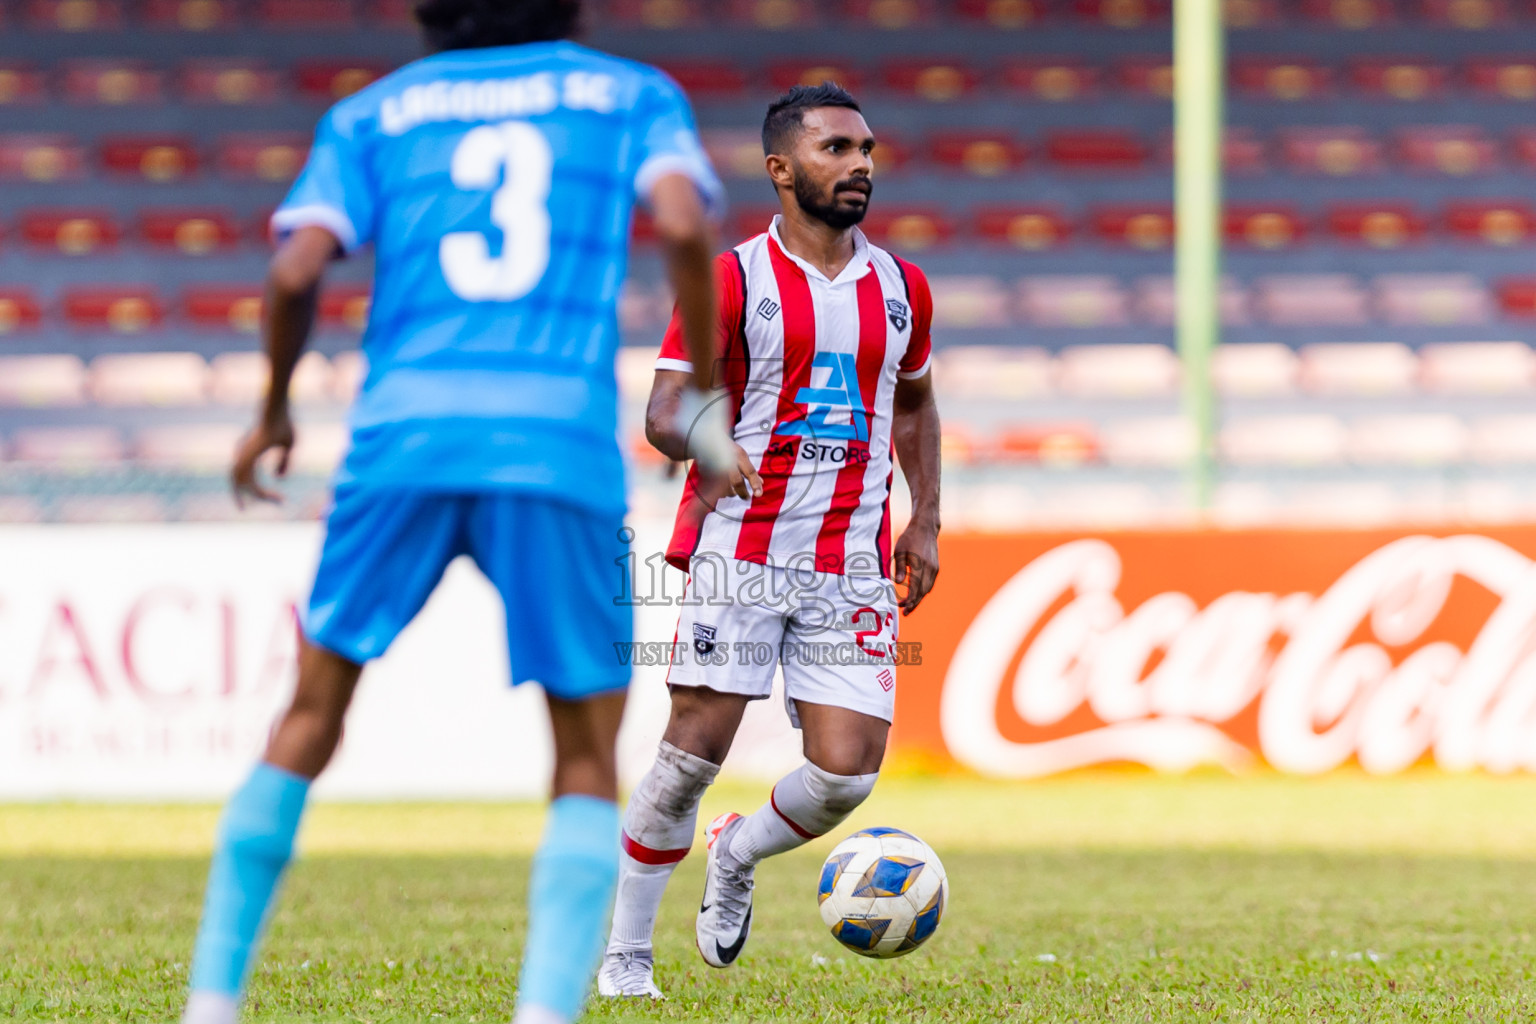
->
[776, 207, 857, 280]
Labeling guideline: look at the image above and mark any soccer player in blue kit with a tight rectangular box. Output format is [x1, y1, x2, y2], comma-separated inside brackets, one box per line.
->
[178, 2, 737, 1023]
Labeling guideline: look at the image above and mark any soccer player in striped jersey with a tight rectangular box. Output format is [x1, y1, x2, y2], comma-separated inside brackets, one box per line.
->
[599, 82, 942, 998]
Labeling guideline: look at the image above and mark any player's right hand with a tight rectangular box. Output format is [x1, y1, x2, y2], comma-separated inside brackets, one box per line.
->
[727, 443, 764, 501]
[230, 412, 295, 508]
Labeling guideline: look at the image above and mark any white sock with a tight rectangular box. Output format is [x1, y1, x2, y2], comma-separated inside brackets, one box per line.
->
[725, 762, 879, 868]
[606, 741, 719, 953]
[510, 1005, 566, 1024]
[182, 991, 238, 1024]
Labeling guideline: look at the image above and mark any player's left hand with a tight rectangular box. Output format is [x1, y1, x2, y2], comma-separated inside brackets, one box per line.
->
[892, 521, 939, 616]
[231, 413, 295, 508]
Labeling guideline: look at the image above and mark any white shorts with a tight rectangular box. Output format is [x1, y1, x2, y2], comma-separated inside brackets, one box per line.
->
[667, 556, 901, 725]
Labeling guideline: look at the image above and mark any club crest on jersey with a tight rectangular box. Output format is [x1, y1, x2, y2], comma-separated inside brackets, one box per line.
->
[756, 298, 781, 321]
[692, 623, 718, 657]
[886, 299, 910, 333]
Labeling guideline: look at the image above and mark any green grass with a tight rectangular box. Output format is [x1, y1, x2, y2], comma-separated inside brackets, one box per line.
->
[7, 774, 1536, 1022]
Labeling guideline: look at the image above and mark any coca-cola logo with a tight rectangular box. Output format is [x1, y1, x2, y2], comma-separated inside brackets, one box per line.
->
[939, 536, 1536, 776]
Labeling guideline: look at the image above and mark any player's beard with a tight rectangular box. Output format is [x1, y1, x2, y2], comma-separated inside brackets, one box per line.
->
[794, 173, 872, 230]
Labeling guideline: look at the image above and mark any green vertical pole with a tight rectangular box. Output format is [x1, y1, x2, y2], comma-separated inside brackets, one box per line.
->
[1174, 0, 1223, 511]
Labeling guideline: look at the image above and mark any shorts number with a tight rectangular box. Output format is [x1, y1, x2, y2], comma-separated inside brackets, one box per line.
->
[440, 120, 552, 302]
[852, 606, 894, 659]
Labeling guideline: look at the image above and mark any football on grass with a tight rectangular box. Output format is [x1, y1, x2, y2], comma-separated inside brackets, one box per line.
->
[817, 826, 947, 958]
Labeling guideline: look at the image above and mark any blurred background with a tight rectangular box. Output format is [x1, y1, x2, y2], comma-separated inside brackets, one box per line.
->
[6, 0, 1536, 531]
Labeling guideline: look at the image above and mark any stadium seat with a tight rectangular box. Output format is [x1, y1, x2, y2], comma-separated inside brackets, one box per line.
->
[1133, 275, 1249, 326]
[1299, 342, 1418, 395]
[134, 424, 244, 471]
[1469, 415, 1536, 463]
[1303, 0, 1394, 27]
[1072, 0, 1170, 27]
[880, 60, 982, 102]
[653, 62, 750, 98]
[1045, 130, 1148, 170]
[1507, 130, 1536, 173]
[0, 290, 43, 335]
[974, 205, 1073, 250]
[19, 209, 121, 254]
[954, 0, 1043, 28]
[0, 134, 86, 182]
[210, 350, 334, 405]
[930, 132, 1027, 177]
[1091, 205, 1173, 249]
[1327, 203, 1427, 247]
[1056, 343, 1178, 396]
[0, 355, 87, 407]
[89, 352, 209, 406]
[1018, 276, 1130, 328]
[330, 350, 366, 402]
[140, 208, 241, 254]
[1281, 126, 1382, 176]
[1099, 416, 1193, 468]
[1374, 273, 1493, 326]
[183, 285, 264, 332]
[62, 287, 165, 333]
[844, 0, 939, 27]
[143, 0, 241, 30]
[927, 276, 1012, 328]
[1212, 343, 1299, 396]
[767, 60, 863, 93]
[1467, 59, 1536, 100]
[1348, 415, 1468, 466]
[1444, 200, 1536, 246]
[9, 427, 127, 466]
[1220, 415, 1347, 467]
[932, 346, 1053, 398]
[0, 64, 47, 105]
[1117, 58, 1174, 99]
[1423, 0, 1509, 26]
[1225, 205, 1308, 249]
[320, 286, 371, 332]
[1220, 127, 1269, 174]
[1497, 278, 1536, 318]
[606, 0, 704, 27]
[1419, 341, 1535, 394]
[217, 133, 308, 182]
[1223, 0, 1282, 27]
[368, 0, 415, 25]
[1398, 126, 1498, 176]
[55, 495, 170, 523]
[255, 0, 354, 26]
[100, 136, 199, 182]
[1001, 60, 1099, 101]
[25, 0, 124, 30]
[182, 60, 282, 104]
[857, 207, 954, 251]
[61, 60, 163, 105]
[700, 129, 768, 180]
[1253, 275, 1370, 326]
[1351, 59, 1449, 100]
[1231, 58, 1331, 101]
[288, 421, 351, 474]
[294, 60, 391, 102]
[988, 423, 1100, 465]
[730, 0, 819, 27]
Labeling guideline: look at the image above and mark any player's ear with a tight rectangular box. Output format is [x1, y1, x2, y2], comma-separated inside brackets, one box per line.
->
[765, 152, 793, 190]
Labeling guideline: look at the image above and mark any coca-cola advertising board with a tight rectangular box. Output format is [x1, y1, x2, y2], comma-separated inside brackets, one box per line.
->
[897, 527, 1536, 777]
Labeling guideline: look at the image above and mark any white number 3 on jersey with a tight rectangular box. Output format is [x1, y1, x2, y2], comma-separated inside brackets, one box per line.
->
[440, 120, 553, 302]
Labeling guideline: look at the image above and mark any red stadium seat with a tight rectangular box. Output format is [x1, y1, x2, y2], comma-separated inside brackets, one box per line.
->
[1045, 130, 1147, 170]
[1223, 0, 1282, 26]
[1222, 126, 1269, 174]
[654, 62, 750, 98]
[1072, 0, 1170, 26]
[1302, 0, 1394, 27]
[140, 208, 241, 254]
[1421, 0, 1509, 23]
[0, 134, 86, 181]
[1327, 203, 1427, 247]
[843, 0, 938, 27]
[1091, 205, 1173, 249]
[767, 60, 863, 93]
[988, 424, 1100, 465]
[1444, 200, 1536, 246]
[217, 133, 308, 182]
[1351, 59, 1449, 100]
[19, 209, 121, 254]
[700, 128, 767, 180]
[0, 65, 47, 105]
[25, 0, 124, 29]
[1001, 60, 1099, 101]
[142, 0, 241, 29]
[1231, 58, 1331, 100]
[184, 285, 264, 332]
[367, 0, 415, 24]
[954, 0, 1044, 27]
[1117, 58, 1174, 99]
[931, 132, 1026, 177]
[881, 60, 982, 102]
[255, 0, 354, 25]
[294, 60, 391, 102]
[1469, 60, 1536, 100]
[1280, 126, 1382, 176]
[62, 287, 165, 333]
[1225, 205, 1308, 249]
[249, 207, 277, 244]
[730, 0, 819, 27]
[974, 206, 1073, 250]
[100, 136, 198, 182]
[1498, 279, 1536, 318]
[320, 286, 371, 332]
[182, 60, 281, 105]
[0, 290, 44, 335]
[1511, 130, 1536, 172]
[61, 60, 163, 105]
[857, 207, 954, 252]
[1398, 126, 1498, 176]
[606, 0, 704, 27]
[730, 205, 780, 243]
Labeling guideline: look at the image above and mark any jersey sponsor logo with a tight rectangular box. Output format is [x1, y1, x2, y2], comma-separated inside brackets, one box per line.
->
[756, 297, 781, 321]
[886, 299, 910, 333]
[692, 622, 718, 657]
[764, 438, 871, 466]
[778, 352, 869, 442]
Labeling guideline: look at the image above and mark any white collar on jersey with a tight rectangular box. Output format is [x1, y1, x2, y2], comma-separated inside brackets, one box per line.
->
[767, 214, 873, 286]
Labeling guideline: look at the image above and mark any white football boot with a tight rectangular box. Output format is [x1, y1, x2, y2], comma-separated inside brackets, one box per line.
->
[596, 949, 663, 999]
[695, 812, 754, 968]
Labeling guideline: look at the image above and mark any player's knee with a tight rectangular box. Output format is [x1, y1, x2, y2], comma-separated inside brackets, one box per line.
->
[803, 762, 879, 825]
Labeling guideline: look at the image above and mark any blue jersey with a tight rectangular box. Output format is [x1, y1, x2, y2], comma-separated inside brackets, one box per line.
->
[273, 41, 722, 514]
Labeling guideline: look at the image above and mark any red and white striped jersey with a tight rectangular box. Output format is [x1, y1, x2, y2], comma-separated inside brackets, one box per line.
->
[658, 216, 933, 576]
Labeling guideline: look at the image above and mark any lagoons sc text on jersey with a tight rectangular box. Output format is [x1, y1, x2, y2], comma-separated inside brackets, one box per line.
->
[379, 71, 619, 137]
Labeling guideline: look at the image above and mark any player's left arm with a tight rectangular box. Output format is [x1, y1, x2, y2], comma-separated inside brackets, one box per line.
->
[890, 260, 941, 615]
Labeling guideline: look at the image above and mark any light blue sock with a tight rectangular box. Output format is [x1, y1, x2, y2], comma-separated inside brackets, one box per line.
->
[189, 762, 311, 997]
[516, 795, 621, 1022]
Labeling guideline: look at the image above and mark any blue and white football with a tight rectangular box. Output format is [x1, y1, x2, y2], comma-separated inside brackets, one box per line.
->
[817, 826, 947, 958]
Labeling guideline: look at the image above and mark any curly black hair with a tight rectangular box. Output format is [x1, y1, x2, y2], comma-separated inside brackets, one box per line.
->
[413, 0, 582, 51]
[761, 81, 863, 156]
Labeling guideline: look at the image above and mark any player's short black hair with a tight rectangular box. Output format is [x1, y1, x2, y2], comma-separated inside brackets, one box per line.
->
[414, 0, 582, 51]
[761, 82, 863, 156]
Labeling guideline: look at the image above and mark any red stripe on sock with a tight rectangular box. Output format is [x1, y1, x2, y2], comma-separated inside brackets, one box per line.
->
[621, 831, 690, 866]
[769, 786, 821, 840]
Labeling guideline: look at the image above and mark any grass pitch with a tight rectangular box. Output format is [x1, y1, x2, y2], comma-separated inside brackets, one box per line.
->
[6, 773, 1536, 1023]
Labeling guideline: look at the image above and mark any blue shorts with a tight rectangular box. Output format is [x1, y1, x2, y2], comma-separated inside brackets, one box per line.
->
[304, 486, 632, 700]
